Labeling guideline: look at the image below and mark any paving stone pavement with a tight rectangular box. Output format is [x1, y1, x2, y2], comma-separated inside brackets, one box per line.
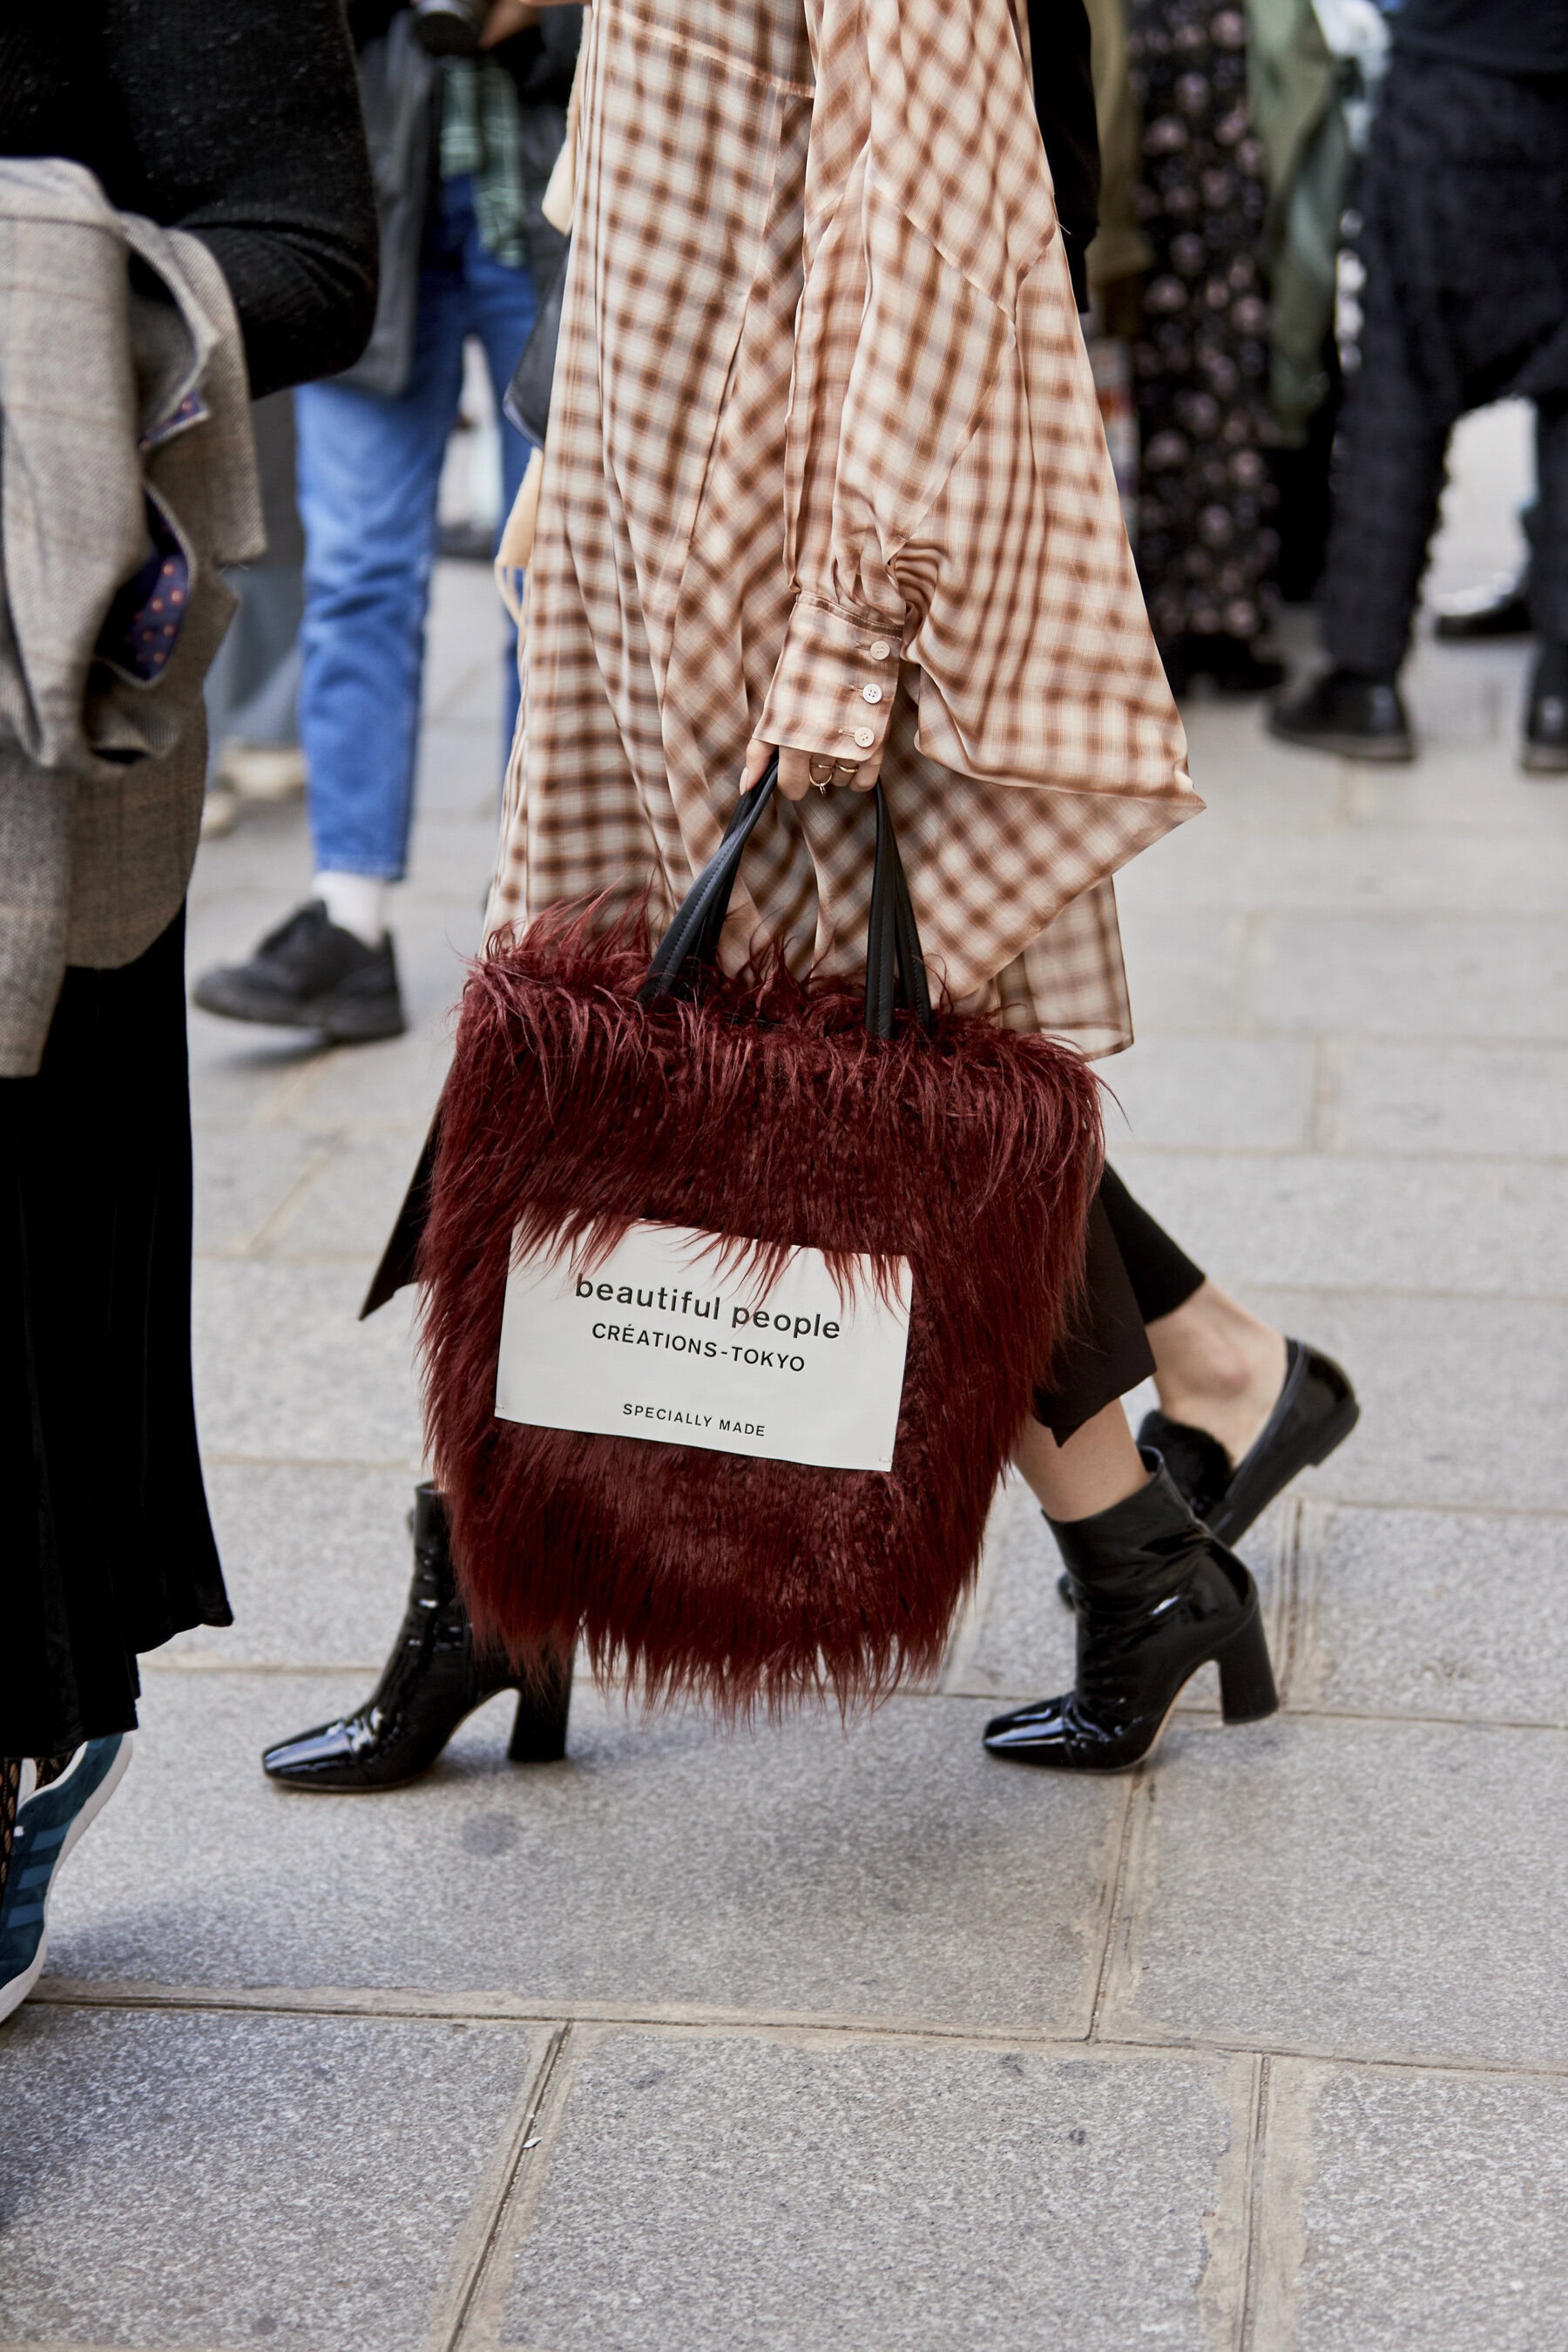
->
[4, 406, 1566, 2352]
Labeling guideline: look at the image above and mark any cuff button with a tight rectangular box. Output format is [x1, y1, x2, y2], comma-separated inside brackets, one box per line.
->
[853, 726, 875, 748]
[862, 683, 883, 703]
[868, 639, 892, 660]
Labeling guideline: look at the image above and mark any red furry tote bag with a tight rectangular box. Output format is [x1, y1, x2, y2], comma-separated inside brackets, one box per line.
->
[410, 758, 1103, 1712]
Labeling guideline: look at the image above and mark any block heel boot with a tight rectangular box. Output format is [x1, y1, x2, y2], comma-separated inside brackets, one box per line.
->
[262, 1484, 571, 1791]
[984, 1451, 1278, 1772]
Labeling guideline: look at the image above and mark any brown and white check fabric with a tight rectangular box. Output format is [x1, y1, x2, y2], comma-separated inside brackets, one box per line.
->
[488, 0, 1200, 1055]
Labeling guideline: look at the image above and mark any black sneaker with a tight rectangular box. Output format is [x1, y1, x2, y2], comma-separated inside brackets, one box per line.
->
[1268, 667, 1415, 762]
[1523, 643, 1568, 777]
[193, 900, 407, 1042]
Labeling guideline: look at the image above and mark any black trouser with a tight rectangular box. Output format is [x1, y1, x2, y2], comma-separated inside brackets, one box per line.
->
[1033, 1166, 1206, 1443]
[1, 908, 230, 1757]
[1320, 51, 1568, 680]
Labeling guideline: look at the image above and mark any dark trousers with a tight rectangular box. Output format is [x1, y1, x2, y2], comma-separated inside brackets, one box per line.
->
[1, 909, 229, 1758]
[1321, 51, 1568, 680]
[1033, 1166, 1206, 1443]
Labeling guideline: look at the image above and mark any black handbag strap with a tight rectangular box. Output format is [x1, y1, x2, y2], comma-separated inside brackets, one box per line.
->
[502, 235, 571, 449]
[866, 779, 933, 1037]
[639, 756, 933, 1038]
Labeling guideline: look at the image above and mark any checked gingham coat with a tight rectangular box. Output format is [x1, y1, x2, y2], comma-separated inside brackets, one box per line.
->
[488, 0, 1200, 1054]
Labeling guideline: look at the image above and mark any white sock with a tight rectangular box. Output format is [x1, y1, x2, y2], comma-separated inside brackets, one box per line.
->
[314, 872, 389, 948]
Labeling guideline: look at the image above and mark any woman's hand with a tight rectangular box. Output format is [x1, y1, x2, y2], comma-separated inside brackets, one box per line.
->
[482, 0, 581, 40]
[740, 739, 884, 802]
[482, 0, 537, 37]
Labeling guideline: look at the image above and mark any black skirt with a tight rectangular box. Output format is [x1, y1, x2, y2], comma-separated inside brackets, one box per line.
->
[367, 1126, 1206, 1456]
[1031, 1164, 1206, 1443]
[1, 906, 230, 1757]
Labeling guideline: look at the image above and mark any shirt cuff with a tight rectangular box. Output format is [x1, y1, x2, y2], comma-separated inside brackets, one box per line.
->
[756, 594, 904, 763]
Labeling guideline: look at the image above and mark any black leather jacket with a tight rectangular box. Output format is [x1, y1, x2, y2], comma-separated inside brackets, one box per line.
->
[341, 0, 583, 395]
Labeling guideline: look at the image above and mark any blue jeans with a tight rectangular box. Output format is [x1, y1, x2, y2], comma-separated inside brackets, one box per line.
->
[294, 178, 537, 882]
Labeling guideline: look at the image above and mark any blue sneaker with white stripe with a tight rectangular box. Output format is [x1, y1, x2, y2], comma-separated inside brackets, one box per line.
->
[0, 1734, 132, 2024]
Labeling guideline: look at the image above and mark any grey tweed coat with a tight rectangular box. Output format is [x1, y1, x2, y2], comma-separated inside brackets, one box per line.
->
[0, 159, 262, 1077]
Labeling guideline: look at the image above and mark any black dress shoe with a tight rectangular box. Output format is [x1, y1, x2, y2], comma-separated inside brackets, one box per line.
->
[194, 900, 407, 1043]
[1056, 1339, 1359, 1608]
[1433, 576, 1532, 641]
[262, 1485, 571, 1791]
[1523, 644, 1568, 776]
[986, 1454, 1277, 1772]
[1268, 668, 1414, 761]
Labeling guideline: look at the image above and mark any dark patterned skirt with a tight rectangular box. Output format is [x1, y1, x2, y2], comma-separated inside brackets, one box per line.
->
[1, 908, 229, 1757]
[1129, 0, 1277, 651]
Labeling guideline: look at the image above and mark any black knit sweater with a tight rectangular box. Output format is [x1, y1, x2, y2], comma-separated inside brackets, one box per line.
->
[0, 0, 378, 397]
[1394, 0, 1568, 78]
[1026, 0, 1099, 310]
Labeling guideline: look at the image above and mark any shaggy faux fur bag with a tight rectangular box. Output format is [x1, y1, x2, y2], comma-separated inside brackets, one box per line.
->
[409, 762, 1103, 1713]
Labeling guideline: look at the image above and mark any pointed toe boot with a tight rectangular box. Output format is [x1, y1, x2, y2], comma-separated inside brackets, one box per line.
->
[986, 1454, 1277, 1772]
[1056, 1337, 1359, 1610]
[262, 1484, 571, 1791]
[1142, 1339, 1359, 1548]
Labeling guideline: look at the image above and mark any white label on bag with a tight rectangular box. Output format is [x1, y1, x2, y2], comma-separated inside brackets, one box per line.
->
[495, 1220, 912, 1472]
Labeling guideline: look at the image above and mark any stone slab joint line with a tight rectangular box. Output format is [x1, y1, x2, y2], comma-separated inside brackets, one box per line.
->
[1240, 2057, 1317, 2352]
[1087, 1772, 1146, 2041]
[55, 1976, 1568, 2072]
[1235, 2051, 1274, 2352]
[1284, 1498, 1330, 1713]
[206, 1046, 323, 1135]
[1271, 1495, 1308, 1707]
[236, 1139, 343, 1260]
[1103, 2011, 1568, 2078]
[447, 2022, 595, 2352]
[1307, 1034, 1348, 1154]
[1199, 2049, 1266, 2352]
[1231, 909, 1272, 1035]
[424, 2021, 575, 2352]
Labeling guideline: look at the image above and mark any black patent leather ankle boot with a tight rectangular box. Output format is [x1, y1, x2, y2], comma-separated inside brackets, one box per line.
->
[262, 1484, 571, 1791]
[983, 1453, 1277, 1772]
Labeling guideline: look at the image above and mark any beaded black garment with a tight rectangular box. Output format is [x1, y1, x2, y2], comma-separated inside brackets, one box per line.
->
[1128, 0, 1277, 652]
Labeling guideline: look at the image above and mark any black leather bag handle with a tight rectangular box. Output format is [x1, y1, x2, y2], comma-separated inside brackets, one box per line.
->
[639, 755, 933, 1038]
[359, 760, 931, 1324]
[866, 779, 933, 1037]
